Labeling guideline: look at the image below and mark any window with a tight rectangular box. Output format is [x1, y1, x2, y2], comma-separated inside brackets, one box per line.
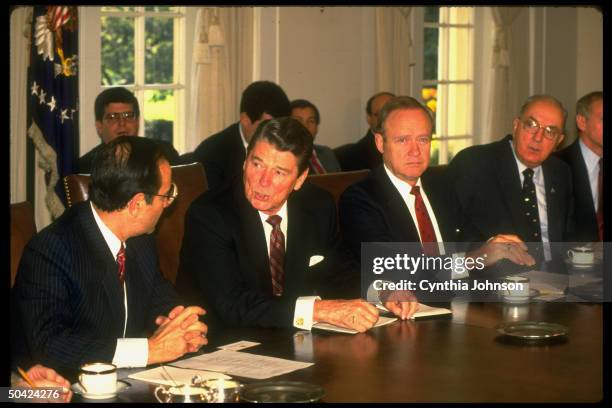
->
[420, 6, 474, 165]
[100, 6, 185, 149]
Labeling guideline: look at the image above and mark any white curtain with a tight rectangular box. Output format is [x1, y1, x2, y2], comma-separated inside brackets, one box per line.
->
[487, 7, 521, 140]
[10, 7, 31, 205]
[374, 7, 414, 95]
[186, 7, 254, 151]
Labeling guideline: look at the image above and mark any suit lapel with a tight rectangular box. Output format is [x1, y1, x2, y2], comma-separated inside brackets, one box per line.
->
[79, 203, 126, 331]
[542, 160, 562, 242]
[570, 141, 597, 218]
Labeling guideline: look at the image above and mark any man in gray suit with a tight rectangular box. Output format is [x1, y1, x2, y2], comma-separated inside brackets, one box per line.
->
[291, 99, 342, 173]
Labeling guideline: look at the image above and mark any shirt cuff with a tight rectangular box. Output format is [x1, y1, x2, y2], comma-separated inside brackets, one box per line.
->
[293, 296, 321, 330]
[112, 338, 149, 368]
[451, 252, 470, 280]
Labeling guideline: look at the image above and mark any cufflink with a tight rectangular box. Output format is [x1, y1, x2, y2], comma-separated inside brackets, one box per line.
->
[295, 317, 304, 326]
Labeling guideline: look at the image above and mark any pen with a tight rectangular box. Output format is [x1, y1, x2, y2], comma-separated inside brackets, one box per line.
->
[17, 367, 36, 388]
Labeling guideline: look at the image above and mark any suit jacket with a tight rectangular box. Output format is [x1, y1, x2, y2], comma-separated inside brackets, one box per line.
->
[192, 122, 245, 191]
[312, 144, 341, 173]
[177, 180, 358, 329]
[78, 139, 180, 173]
[556, 140, 599, 242]
[334, 130, 382, 171]
[12, 202, 180, 372]
[447, 135, 574, 244]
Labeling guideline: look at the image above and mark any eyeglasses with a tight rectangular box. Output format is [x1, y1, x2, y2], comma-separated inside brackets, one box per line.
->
[521, 117, 562, 140]
[103, 111, 137, 123]
[389, 135, 431, 146]
[148, 182, 178, 206]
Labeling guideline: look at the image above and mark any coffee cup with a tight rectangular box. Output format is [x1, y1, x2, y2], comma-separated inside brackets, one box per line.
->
[567, 246, 594, 265]
[79, 362, 117, 397]
[501, 276, 530, 299]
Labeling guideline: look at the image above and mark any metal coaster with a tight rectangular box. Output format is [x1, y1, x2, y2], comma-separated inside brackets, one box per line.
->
[239, 381, 325, 403]
[496, 321, 568, 341]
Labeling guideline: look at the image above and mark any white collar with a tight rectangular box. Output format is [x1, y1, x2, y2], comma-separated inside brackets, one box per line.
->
[89, 201, 123, 258]
[258, 201, 289, 226]
[383, 163, 423, 196]
[239, 122, 249, 150]
[579, 138, 601, 172]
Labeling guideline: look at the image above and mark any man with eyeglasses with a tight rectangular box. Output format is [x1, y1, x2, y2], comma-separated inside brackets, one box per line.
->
[447, 95, 574, 265]
[13, 136, 208, 373]
[557, 91, 603, 242]
[78, 87, 179, 173]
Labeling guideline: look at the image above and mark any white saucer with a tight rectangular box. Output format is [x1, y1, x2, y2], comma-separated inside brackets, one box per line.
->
[564, 257, 601, 269]
[501, 289, 540, 304]
[71, 380, 129, 400]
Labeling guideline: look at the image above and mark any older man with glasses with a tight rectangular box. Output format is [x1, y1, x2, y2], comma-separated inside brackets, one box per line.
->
[447, 95, 575, 268]
[78, 87, 180, 173]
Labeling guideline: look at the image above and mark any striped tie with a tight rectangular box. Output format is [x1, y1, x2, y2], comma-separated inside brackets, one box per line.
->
[266, 215, 285, 296]
[117, 243, 126, 285]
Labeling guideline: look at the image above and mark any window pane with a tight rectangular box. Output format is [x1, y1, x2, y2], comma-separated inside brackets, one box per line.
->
[145, 17, 174, 84]
[101, 17, 134, 86]
[101, 6, 134, 12]
[144, 89, 174, 144]
[448, 7, 473, 25]
[424, 6, 439, 23]
[430, 139, 441, 164]
[446, 138, 471, 162]
[424, 27, 439, 81]
[145, 6, 175, 12]
[421, 86, 438, 134]
[436, 83, 472, 137]
[448, 27, 473, 81]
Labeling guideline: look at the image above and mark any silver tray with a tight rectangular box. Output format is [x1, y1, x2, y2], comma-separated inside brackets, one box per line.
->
[497, 321, 568, 340]
[239, 381, 324, 403]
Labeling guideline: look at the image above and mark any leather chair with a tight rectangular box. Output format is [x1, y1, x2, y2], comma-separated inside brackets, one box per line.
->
[306, 169, 370, 210]
[63, 162, 208, 285]
[11, 202, 37, 288]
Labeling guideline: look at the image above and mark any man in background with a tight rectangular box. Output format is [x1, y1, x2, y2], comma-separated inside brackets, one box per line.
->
[191, 81, 291, 191]
[291, 99, 341, 173]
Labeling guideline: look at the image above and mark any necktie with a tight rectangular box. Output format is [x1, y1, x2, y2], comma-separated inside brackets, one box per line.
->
[117, 243, 126, 285]
[597, 157, 603, 241]
[410, 186, 439, 256]
[309, 150, 326, 174]
[522, 168, 542, 241]
[266, 215, 285, 296]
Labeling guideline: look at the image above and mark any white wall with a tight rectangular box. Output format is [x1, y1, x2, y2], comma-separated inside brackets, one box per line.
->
[576, 7, 603, 106]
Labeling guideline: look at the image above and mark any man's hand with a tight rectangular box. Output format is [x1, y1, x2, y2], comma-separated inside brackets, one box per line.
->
[154, 305, 207, 352]
[147, 306, 208, 365]
[313, 299, 379, 333]
[380, 290, 419, 320]
[18, 364, 73, 402]
[468, 234, 535, 267]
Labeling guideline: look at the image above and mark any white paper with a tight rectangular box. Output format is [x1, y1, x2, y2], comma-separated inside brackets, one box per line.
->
[128, 365, 230, 386]
[217, 340, 261, 351]
[313, 315, 398, 334]
[171, 350, 313, 379]
[376, 302, 452, 319]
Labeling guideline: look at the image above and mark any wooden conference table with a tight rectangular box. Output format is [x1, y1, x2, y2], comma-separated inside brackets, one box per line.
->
[76, 300, 602, 403]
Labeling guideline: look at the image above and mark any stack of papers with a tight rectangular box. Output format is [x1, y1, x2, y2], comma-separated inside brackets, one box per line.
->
[128, 365, 230, 386]
[313, 316, 397, 334]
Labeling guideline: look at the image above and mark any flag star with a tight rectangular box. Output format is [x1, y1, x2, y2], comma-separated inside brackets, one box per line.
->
[47, 96, 57, 112]
[31, 82, 39, 95]
[38, 89, 47, 104]
[60, 109, 70, 123]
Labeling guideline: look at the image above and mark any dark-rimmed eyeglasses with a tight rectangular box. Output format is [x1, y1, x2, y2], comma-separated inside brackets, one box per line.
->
[104, 111, 137, 123]
[521, 117, 562, 140]
[149, 182, 178, 206]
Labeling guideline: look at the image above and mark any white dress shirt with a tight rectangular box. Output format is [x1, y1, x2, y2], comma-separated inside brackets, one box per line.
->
[579, 138, 601, 211]
[90, 202, 148, 367]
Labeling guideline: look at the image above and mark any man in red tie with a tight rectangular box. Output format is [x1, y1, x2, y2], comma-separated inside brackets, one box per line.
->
[340, 97, 535, 315]
[178, 117, 379, 333]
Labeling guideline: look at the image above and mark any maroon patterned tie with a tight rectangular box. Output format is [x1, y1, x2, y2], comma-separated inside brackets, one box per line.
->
[117, 243, 126, 285]
[597, 157, 603, 241]
[266, 215, 285, 296]
[410, 186, 439, 256]
[309, 151, 326, 174]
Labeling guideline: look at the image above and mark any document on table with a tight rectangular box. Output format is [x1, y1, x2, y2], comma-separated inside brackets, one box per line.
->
[313, 315, 398, 334]
[128, 365, 230, 386]
[171, 349, 313, 380]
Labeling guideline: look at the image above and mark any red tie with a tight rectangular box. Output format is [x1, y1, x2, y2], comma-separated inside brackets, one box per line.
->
[410, 186, 439, 256]
[266, 215, 285, 296]
[309, 151, 326, 174]
[597, 157, 603, 241]
[117, 243, 126, 285]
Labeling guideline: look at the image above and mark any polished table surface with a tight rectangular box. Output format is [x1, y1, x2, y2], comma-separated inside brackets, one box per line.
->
[75, 301, 603, 403]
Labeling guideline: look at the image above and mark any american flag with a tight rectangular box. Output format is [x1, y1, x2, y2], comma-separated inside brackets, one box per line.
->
[27, 5, 79, 219]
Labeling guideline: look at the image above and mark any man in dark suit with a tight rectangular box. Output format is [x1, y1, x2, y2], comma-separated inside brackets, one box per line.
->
[178, 117, 379, 333]
[191, 81, 291, 191]
[557, 91, 603, 242]
[78, 87, 179, 173]
[291, 99, 341, 173]
[340, 97, 534, 312]
[448, 95, 574, 261]
[335, 91, 395, 171]
[13, 136, 207, 373]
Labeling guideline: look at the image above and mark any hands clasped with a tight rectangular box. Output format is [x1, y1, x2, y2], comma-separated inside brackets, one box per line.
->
[148, 305, 208, 365]
[473, 234, 536, 267]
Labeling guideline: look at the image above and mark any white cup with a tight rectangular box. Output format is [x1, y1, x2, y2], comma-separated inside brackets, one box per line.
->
[502, 276, 530, 299]
[567, 246, 595, 265]
[79, 363, 117, 396]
